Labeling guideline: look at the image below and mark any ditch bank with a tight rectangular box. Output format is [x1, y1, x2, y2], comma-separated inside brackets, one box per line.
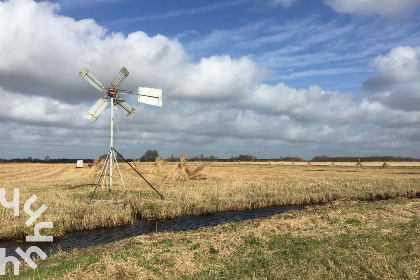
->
[1, 204, 305, 257]
[1, 192, 419, 258]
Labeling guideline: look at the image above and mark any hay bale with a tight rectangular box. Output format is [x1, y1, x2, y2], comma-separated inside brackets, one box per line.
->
[149, 157, 167, 174]
[186, 163, 206, 180]
[169, 156, 189, 181]
[381, 161, 391, 168]
[169, 156, 206, 181]
[355, 159, 364, 168]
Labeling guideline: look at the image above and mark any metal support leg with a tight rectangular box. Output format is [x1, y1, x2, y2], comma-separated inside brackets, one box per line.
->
[113, 150, 126, 192]
[89, 150, 110, 203]
[101, 153, 110, 191]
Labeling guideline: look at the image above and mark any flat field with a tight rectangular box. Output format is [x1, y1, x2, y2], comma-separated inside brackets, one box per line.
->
[0, 161, 419, 240]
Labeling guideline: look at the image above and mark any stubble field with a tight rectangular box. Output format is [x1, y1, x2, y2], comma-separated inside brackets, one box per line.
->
[0, 161, 419, 240]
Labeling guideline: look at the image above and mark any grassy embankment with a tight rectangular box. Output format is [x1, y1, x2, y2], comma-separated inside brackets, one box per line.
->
[5, 198, 419, 279]
[0, 162, 419, 240]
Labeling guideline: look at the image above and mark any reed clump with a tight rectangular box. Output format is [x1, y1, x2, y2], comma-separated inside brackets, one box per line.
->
[168, 156, 207, 181]
[382, 161, 391, 168]
[355, 159, 364, 168]
[149, 157, 167, 175]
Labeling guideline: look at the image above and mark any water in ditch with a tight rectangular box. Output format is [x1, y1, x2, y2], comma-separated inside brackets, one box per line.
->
[1, 205, 305, 257]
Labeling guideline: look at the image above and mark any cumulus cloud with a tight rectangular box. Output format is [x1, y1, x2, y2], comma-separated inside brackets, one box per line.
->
[0, 0, 419, 159]
[364, 46, 420, 111]
[369, 46, 420, 82]
[324, 0, 420, 16]
[173, 56, 266, 101]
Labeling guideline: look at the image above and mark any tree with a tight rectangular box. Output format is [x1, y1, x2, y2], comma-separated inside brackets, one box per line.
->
[140, 150, 159, 162]
[208, 155, 218, 161]
[167, 155, 178, 162]
[283, 157, 303, 162]
[238, 155, 258, 161]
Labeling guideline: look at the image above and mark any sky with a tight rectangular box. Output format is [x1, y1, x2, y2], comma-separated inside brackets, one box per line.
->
[0, 0, 419, 160]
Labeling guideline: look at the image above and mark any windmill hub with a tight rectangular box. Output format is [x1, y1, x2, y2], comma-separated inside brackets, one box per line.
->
[108, 88, 117, 98]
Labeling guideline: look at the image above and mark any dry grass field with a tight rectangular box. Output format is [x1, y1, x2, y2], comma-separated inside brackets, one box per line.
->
[0, 161, 419, 240]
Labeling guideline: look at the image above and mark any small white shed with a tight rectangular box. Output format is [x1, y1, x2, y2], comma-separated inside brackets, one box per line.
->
[76, 160, 84, 168]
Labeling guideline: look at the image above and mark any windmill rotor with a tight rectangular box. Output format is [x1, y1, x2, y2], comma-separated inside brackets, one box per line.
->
[80, 66, 161, 122]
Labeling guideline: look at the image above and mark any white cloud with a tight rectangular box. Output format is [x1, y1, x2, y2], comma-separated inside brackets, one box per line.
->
[324, 0, 420, 16]
[364, 46, 420, 111]
[173, 56, 266, 101]
[370, 46, 420, 82]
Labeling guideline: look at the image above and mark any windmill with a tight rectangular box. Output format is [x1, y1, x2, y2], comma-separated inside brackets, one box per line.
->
[79, 67, 164, 199]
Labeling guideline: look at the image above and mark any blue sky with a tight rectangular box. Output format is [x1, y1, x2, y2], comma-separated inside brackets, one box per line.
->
[50, 0, 420, 93]
[0, 0, 419, 159]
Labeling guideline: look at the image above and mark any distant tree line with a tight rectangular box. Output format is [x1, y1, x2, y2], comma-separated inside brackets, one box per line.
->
[187, 154, 219, 162]
[166, 154, 219, 162]
[134, 153, 420, 162]
[229, 155, 258, 161]
[311, 155, 420, 162]
[279, 156, 304, 162]
[134, 152, 420, 163]
[135, 150, 220, 162]
[1, 153, 419, 164]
